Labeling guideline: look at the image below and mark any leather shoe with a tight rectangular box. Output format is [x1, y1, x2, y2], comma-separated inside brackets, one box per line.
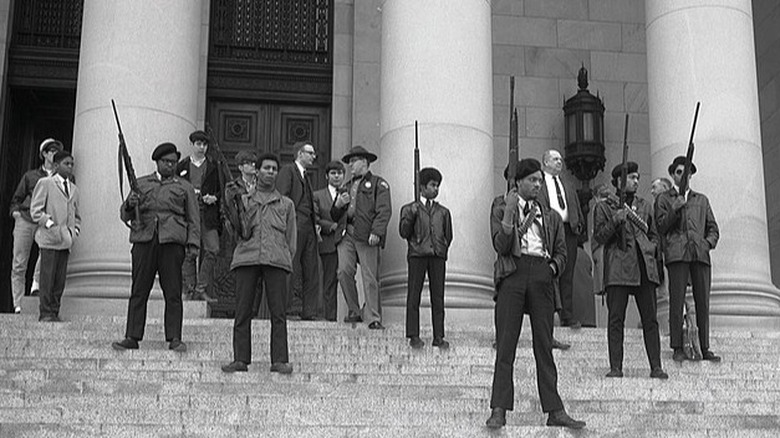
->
[552, 338, 571, 350]
[169, 339, 187, 352]
[270, 362, 293, 374]
[343, 314, 362, 323]
[672, 348, 686, 363]
[432, 338, 450, 349]
[222, 361, 248, 373]
[650, 367, 669, 379]
[368, 321, 385, 330]
[485, 407, 506, 429]
[409, 337, 424, 349]
[605, 368, 623, 378]
[702, 350, 721, 362]
[112, 338, 139, 350]
[546, 409, 585, 429]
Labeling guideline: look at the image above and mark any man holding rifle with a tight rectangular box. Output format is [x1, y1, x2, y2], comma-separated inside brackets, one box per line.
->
[655, 155, 720, 363]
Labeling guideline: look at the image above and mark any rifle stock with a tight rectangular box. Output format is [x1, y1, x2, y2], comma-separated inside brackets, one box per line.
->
[414, 120, 420, 204]
[111, 100, 141, 227]
[678, 102, 700, 195]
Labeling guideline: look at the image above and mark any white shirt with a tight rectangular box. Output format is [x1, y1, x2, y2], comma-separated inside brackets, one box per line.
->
[517, 198, 546, 257]
[328, 184, 338, 201]
[295, 161, 307, 179]
[674, 184, 690, 200]
[191, 155, 206, 167]
[544, 173, 569, 223]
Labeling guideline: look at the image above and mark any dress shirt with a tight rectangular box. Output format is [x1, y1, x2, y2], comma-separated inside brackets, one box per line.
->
[545, 173, 569, 223]
[516, 197, 546, 258]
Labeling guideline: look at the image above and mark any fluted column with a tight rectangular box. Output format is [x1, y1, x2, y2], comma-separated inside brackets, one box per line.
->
[646, 0, 780, 327]
[379, 0, 495, 309]
[68, 0, 203, 297]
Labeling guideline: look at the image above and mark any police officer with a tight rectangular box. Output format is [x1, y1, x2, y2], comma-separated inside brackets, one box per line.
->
[331, 146, 391, 329]
[112, 142, 200, 352]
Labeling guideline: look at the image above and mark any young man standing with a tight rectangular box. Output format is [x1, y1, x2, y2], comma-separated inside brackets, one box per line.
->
[331, 146, 392, 329]
[399, 167, 452, 349]
[29, 150, 81, 322]
[313, 161, 347, 321]
[486, 158, 585, 430]
[655, 156, 720, 363]
[9, 138, 64, 313]
[222, 153, 296, 374]
[112, 143, 200, 353]
[177, 130, 221, 302]
[593, 162, 668, 379]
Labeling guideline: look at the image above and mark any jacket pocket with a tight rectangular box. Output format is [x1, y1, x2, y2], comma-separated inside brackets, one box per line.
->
[160, 214, 187, 244]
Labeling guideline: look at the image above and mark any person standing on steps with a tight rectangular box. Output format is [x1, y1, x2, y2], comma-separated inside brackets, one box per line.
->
[313, 160, 347, 321]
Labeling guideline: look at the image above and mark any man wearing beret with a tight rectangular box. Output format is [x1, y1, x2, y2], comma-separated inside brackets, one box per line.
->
[486, 158, 585, 430]
[276, 141, 321, 320]
[655, 156, 720, 363]
[176, 130, 221, 302]
[8, 138, 64, 313]
[331, 146, 392, 329]
[112, 142, 200, 352]
[539, 149, 585, 330]
[593, 162, 667, 379]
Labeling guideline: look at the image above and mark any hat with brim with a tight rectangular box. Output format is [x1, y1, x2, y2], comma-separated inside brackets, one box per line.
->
[151, 142, 181, 161]
[342, 145, 377, 163]
[668, 155, 696, 175]
[39, 138, 64, 159]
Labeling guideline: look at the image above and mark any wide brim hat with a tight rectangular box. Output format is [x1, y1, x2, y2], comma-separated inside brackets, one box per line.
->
[151, 142, 181, 161]
[668, 155, 696, 175]
[39, 138, 64, 159]
[342, 145, 377, 163]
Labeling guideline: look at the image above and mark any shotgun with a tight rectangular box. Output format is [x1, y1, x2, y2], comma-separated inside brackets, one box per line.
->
[111, 100, 141, 228]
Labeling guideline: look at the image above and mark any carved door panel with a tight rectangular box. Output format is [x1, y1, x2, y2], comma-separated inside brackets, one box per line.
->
[272, 105, 331, 191]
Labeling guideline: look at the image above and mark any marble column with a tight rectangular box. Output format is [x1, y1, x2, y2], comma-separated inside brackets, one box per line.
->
[646, 0, 780, 327]
[67, 0, 204, 297]
[378, 0, 495, 310]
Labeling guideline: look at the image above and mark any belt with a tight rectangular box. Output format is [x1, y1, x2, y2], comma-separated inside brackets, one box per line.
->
[516, 254, 548, 264]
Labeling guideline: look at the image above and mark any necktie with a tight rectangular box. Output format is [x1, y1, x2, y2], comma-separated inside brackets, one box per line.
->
[517, 202, 537, 237]
[63, 180, 70, 197]
[553, 176, 566, 209]
[425, 199, 432, 209]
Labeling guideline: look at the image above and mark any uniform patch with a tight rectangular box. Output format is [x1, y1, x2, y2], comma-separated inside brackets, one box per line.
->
[380, 181, 389, 189]
[365, 181, 372, 189]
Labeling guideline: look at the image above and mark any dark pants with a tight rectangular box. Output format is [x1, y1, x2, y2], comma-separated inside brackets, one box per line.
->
[668, 262, 711, 351]
[491, 255, 563, 413]
[125, 239, 184, 342]
[289, 218, 320, 318]
[320, 251, 338, 321]
[38, 248, 69, 318]
[233, 265, 289, 364]
[558, 224, 578, 323]
[606, 255, 662, 371]
[405, 256, 446, 339]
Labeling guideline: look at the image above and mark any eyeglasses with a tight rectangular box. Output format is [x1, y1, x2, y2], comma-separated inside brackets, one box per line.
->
[240, 161, 256, 167]
[302, 149, 316, 156]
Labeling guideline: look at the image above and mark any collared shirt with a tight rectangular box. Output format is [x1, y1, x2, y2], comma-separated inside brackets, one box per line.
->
[516, 197, 546, 258]
[544, 173, 569, 223]
[43, 166, 54, 177]
[673, 185, 690, 200]
[328, 184, 338, 201]
[53, 174, 69, 196]
[295, 161, 306, 179]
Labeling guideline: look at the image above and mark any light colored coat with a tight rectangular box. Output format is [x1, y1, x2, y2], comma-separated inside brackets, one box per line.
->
[30, 175, 81, 250]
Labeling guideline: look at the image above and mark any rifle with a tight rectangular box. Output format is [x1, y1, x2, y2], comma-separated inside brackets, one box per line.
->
[616, 113, 630, 250]
[414, 120, 420, 204]
[204, 124, 236, 238]
[111, 100, 141, 228]
[507, 76, 518, 192]
[678, 102, 701, 196]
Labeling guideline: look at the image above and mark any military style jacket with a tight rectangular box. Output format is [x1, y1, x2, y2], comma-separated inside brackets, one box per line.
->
[398, 200, 453, 260]
[331, 171, 392, 247]
[655, 188, 719, 265]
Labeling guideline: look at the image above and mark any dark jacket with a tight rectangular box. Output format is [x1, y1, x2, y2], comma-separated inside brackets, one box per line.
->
[229, 189, 297, 273]
[538, 172, 584, 237]
[331, 171, 392, 247]
[276, 162, 317, 227]
[120, 173, 200, 247]
[655, 188, 719, 265]
[10, 167, 49, 222]
[399, 200, 453, 260]
[593, 194, 660, 287]
[313, 186, 345, 254]
[176, 156, 221, 231]
[491, 195, 567, 294]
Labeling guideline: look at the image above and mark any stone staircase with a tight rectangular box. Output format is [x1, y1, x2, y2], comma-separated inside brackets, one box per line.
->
[2, 310, 780, 437]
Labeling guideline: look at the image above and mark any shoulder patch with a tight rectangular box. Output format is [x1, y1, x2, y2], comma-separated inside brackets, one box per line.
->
[379, 181, 389, 189]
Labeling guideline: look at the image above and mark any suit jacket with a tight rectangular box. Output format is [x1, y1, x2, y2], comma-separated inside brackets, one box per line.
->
[176, 156, 222, 231]
[538, 172, 584, 236]
[30, 176, 81, 250]
[313, 186, 345, 254]
[276, 162, 317, 226]
[655, 188, 719, 265]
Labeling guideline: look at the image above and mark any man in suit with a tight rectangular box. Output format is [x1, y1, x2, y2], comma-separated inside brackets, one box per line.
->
[313, 160, 346, 321]
[539, 149, 585, 329]
[29, 150, 81, 322]
[276, 141, 320, 320]
[176, 130, 221, 302]
[486, 158, 585, 430]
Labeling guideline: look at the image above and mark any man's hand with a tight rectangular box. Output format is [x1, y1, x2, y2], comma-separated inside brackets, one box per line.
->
[671, 195, 686, 211]
[186, 245, 199, 259]
[335, 192, 351, 208]
[614, 209, 627, 224]
[329, 223, 339, 233]
[409, 202, 419, 216]
[504, 189, 520, 212]
[202, 194, 217, 205]
[126, 192, 140, 208]
[11, 211, 21, 219]
[368, 233, 380, 246]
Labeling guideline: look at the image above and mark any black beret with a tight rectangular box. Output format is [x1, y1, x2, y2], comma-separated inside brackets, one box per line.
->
[668, 155, 696, 175]
[515, 158, 542, 180]
[189, 130, 210, 144]
[611, 161, 639, 180]
[151, 142, 180, 161]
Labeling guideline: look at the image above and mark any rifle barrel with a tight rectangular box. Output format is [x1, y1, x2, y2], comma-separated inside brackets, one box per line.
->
[414, 120, 420, 203]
